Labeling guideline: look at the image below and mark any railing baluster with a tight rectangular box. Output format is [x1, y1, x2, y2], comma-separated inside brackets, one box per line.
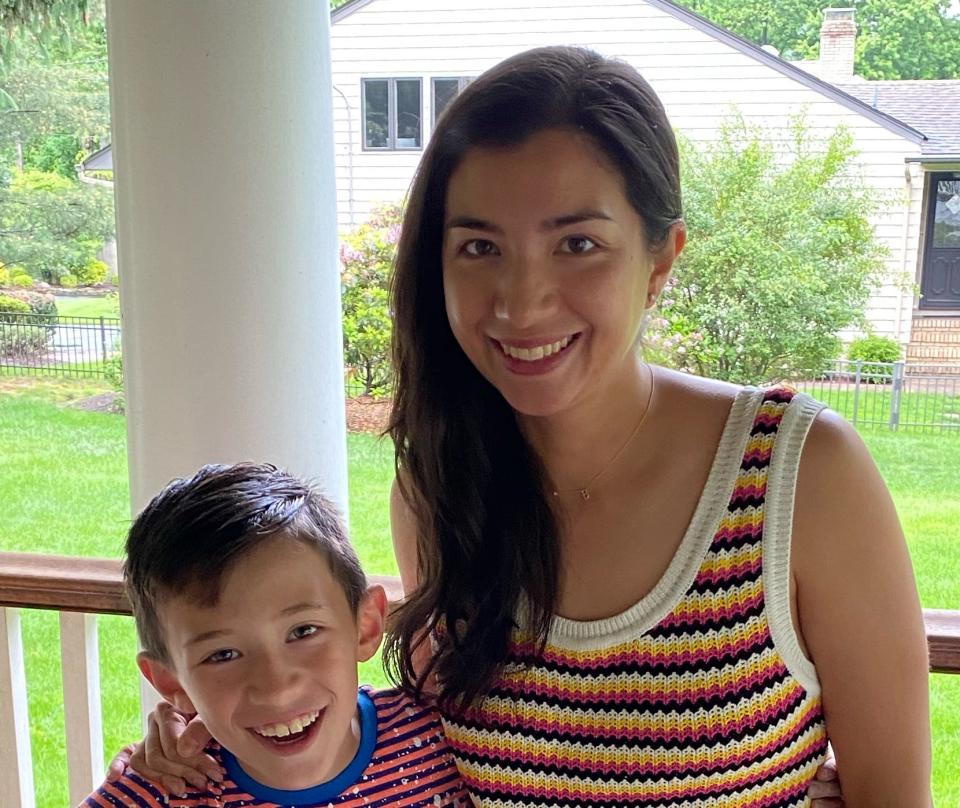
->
[60, 611, 104, 804]
[140, 673, 164, 734]
[0, 607, 35, 808]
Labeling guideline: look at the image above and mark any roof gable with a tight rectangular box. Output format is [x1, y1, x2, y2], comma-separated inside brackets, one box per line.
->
[832, 80, 960, 157]
[332, 0, 924, 144]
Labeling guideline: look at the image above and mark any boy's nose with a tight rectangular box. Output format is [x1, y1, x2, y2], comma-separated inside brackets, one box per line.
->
[247, 655, 300, 702]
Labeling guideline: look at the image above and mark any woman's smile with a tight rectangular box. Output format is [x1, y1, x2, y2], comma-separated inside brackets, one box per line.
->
[442, 127, 672, 419]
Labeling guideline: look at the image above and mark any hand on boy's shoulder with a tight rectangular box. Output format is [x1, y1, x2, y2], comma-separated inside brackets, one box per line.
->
[85, 746, 223, 807]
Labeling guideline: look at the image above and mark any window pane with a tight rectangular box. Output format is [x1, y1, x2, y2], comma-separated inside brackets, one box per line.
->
[363, 80, 389, 149]
[433, 78, 460, 124]
[934, 179, 960, 248]
[396, 79, 422, 148]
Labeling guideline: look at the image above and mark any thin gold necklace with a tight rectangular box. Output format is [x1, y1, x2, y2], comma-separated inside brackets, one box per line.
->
[551, 364, 656, 501]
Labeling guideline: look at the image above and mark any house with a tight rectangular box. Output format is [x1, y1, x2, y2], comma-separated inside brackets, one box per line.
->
[328, 0, 960, 365]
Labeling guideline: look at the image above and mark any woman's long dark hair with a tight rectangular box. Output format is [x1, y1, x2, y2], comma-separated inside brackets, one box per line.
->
[383, 46, 683, 713]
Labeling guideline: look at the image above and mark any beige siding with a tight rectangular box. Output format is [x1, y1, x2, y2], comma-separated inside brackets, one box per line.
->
[330, 0, 924, 340]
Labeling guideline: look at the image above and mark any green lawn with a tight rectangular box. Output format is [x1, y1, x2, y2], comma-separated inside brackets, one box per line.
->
[54, 295, 118, 320]
[1, 378, 958, 806]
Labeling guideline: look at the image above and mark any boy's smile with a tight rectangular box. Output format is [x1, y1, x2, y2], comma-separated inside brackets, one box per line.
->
[139, 534, 385, 791]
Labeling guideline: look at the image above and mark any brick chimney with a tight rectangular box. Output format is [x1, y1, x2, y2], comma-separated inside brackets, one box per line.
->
[819, 8, 857, 79]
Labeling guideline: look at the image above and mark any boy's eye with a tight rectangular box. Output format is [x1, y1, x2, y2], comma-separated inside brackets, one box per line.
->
[462, 239, 499, 257]
[204, 649, 239, 664]
[560, 236, 598, 254]
[289, 624, 320, 641]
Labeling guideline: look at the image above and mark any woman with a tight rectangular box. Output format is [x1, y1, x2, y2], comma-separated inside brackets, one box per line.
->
[114, 47, 929, 806]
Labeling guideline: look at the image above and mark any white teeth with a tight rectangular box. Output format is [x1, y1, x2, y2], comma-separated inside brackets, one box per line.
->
[254, 709, 320, 738]
[500, 336, 572, 361]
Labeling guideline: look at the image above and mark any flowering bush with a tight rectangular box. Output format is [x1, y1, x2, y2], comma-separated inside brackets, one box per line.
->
[646, 115, 884, 384]
[339, 203, 402, 397]
[0, 294, 49, 359]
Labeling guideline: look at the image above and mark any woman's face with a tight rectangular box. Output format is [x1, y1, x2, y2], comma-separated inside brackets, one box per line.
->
[441, 127, 682, 419]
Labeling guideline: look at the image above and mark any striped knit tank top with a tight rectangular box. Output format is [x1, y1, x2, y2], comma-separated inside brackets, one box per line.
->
[441, 387, 829, 807]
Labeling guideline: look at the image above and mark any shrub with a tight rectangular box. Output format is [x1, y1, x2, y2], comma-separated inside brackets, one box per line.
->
[12, 273, 33, 288]
[339, 203, 402, 397]
[649, 114, 887, 384]
[76, 258, 108, 286]
[847, 335, 901, 364]
[104, 353, 123, 392]
[23, 134, 82, 179]
[59, 273, 78, 288]
[6, 290, 58, 326]
[0, 266, 8, 285]
[0, 295, 31, 321]
[0, 296, 49, 359]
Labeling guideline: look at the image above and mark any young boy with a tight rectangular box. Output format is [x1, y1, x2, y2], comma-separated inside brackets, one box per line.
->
[85, 462, 471, 807]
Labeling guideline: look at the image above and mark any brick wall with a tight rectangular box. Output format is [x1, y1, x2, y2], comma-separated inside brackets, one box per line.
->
[908, 316, 960, 365]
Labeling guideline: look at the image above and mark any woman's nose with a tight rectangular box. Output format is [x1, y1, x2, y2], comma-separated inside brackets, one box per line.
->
[493, 257, 557, 327]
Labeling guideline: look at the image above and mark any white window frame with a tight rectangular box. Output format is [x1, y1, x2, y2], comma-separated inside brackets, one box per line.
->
[361, 77, 423, 151]
[431, 76, 472, 127]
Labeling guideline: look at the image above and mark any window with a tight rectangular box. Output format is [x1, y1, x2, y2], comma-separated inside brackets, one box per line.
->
[362, 78, 422, 150]
[432, 77, 471, 126]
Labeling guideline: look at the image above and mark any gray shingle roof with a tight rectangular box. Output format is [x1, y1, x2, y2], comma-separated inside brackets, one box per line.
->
[832, 80, 960, 157]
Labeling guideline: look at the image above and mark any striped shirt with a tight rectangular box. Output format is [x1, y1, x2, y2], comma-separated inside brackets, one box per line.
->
[87, 687, 471, 808]
[441, 387, 829, 807]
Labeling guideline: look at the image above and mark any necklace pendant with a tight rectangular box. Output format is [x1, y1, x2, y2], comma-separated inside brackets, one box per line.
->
[579, 488, 590, 501]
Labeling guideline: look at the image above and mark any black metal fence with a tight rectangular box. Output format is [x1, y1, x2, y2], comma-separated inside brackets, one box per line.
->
[800, 360, 960, 432]
[4, 321, 958, 432]
[0, 312, 121, 378]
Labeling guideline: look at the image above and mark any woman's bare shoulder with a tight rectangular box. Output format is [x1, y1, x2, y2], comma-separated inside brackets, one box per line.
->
[653, 367, 743, 423]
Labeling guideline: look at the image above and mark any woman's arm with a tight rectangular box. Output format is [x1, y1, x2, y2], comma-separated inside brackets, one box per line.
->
[105, 702, 218, 795]
[391, 477, 420, 597]
[793, 411, 932, 807]
[390, 477, 440, 693]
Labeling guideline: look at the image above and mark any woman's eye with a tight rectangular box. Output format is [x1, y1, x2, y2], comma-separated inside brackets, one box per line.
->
[290, 624, 320, 641]
[462, 239, 499, 257]
[204, 649, 239, 664]
[560, 236, 598, 254]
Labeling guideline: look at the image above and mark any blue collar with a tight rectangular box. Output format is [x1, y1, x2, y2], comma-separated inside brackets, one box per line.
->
[220, 689, 377, 804]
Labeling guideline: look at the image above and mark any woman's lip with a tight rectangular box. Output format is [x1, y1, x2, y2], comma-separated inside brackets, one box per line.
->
[493, 333, 580, 376]
[491, 333, 579, 349]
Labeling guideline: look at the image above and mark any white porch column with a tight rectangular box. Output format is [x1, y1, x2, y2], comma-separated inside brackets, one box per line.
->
[106, 0, 347, 516]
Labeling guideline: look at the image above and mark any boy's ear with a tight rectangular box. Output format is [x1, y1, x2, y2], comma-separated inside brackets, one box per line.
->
[355, 585, 387, 663]
[137, 652, 197, 716]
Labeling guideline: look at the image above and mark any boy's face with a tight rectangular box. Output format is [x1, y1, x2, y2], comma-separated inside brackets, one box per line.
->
[139, 534, 385, 791]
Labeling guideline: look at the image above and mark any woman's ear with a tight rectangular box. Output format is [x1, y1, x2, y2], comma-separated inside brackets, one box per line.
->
[137, 652, 197, 715]
[355, 585, 387, 663]
[646, 220, 686, 304]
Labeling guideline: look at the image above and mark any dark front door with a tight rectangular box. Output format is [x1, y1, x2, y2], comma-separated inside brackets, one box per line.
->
[921, 172, 960, 309]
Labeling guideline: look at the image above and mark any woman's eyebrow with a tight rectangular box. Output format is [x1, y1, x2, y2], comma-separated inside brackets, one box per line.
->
[544, 209, 613, 229]
[445, 209, 613, 233]
[445, 215, 503, 233]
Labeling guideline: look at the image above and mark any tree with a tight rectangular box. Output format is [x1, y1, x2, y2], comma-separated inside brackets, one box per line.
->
[680, 0, 960, 80]
[0, 0, 109, 162]
[0, 168, 114, 283]
[646, 115, 888, 384]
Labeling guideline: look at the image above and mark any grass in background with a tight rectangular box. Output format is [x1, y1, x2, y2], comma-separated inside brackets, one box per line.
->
[54, 295, 118, 320]
[1, 378, 958, 805]
[799, 383, 960, 433]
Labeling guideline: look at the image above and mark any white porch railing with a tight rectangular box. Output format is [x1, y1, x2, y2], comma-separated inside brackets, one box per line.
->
[0, 551, 957, 807]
